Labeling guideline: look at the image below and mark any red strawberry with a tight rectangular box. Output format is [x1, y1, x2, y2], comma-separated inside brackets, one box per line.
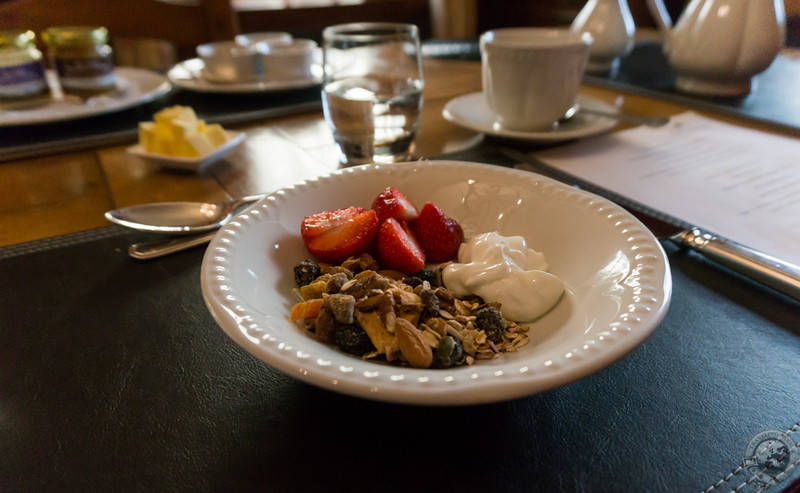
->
[412, 202, 464, 262]
[376, 218, 426, 274]
[300, 206, 379, 263]
[371, 187, 419, 223]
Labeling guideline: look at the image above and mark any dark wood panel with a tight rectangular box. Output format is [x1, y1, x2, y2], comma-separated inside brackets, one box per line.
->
[237, 0, 432, 42]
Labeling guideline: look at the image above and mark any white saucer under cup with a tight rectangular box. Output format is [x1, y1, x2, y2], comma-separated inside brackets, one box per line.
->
[443, 92, 618, 143]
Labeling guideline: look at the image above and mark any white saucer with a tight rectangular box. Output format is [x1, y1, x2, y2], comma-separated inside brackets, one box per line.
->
[167, 58, 321, 94]
[443, 92, 618, 142]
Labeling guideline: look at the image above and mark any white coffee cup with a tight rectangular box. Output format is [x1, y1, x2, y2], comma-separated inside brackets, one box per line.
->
[196, 41, 261, 83]
[234, 31, 293, 48]
[480, 28, 593, 131]
[257, 38, 317, 82]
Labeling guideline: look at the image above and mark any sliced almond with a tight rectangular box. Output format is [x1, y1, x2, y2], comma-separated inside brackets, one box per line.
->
[395, 318, 433, 369]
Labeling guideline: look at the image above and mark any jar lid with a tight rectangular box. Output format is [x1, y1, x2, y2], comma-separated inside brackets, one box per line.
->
[43, 26, 109, 46]
[0, 30, 36, 50]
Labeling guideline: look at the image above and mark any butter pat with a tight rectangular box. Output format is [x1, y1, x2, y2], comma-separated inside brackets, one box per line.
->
[138, 105, 230, 157]
[201, 123, 228, 147]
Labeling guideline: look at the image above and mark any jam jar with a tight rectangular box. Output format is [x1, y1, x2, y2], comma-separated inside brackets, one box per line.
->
[0, 30, 50, 102]
[43, 26, 116, 97]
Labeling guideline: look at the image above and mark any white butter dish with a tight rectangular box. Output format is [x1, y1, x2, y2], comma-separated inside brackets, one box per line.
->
[127, 130, 245, 171]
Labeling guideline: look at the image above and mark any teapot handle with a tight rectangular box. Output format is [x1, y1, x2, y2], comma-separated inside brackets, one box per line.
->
[646, 0, 673, 32]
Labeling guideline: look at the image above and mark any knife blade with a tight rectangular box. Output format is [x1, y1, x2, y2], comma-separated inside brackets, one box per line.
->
[504, 148, 800, 302]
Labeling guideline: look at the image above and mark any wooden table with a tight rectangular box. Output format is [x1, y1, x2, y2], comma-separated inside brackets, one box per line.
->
[0, 56, 792, 248]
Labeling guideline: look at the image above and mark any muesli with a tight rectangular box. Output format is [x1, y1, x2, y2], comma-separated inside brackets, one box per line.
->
[290, 253, 529, 369]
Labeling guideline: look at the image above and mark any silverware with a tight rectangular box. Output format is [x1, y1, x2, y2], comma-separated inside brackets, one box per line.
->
[106, 194, 266, 234]
[508, 150, 800, 301]
[128, 230, 217, 260]
[561, 104, 670, 128]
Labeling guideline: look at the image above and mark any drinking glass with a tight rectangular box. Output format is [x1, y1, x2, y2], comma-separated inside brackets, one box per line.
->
[321, 23, 424, 166]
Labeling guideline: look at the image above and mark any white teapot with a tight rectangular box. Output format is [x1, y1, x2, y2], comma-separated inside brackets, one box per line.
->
[646, 0, 786, 96]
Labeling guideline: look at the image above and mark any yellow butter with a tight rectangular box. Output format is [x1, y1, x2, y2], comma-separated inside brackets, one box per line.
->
[201, 124, 229, 147]
[183, 132, 216, 156]
[139, 105, 230, 158]
[154, 105, 196, 125]
[138, 122, 157, 152]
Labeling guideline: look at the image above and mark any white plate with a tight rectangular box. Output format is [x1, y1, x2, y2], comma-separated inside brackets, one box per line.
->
[168, 58, 322, 93]
[201, 160, 672, 405]
[0, 67, 171, 127]
[443, 92, 618, 142]
[127, 130, 246, 171]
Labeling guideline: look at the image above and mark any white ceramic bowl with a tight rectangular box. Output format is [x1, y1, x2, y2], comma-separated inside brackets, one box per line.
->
[201, 160, 671, 405]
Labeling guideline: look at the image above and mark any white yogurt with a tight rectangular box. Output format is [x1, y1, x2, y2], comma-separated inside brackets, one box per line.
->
[442, 232, 564, 321]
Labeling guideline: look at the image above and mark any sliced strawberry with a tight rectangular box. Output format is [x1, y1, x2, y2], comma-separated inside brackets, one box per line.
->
[371, 186, 420, 223]
[412, 202, 464, 262]
[300, 206, 379, 263]
[376, 218, 426, 274]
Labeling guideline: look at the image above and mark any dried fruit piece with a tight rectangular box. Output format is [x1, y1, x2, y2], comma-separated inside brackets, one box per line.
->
[371, 186, 419, 223]
[334, 324, 375, 356]
[290, 298, 324, 321]
[475, 306, 505, 343]
[376, 218, 426, 274]
[293, 259, 321, 287]
[300, 206, 379, 264]
[395, 318, 433, 369]
[413, 202, 464, 262]
[315, 306, 337, 344]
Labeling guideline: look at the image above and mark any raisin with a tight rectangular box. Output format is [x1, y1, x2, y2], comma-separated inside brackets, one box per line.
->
[294, 259, 321, 287]
[404, 276, 424, 288]
[433, 335, 463, 368]
[409, 268, 437, 286]
[475, 306, 505, 343]
[334, 324, 375, 356]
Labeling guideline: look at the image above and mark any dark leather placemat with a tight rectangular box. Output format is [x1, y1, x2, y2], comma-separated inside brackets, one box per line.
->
[1, 149, 799, 492]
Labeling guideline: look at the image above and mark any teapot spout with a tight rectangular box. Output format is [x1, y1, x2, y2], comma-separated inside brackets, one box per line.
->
[646, 0, 673, 33]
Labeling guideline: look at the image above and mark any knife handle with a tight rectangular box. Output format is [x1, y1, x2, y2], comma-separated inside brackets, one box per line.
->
[675, 229, 800, 301]
[128, 231, 217, 260]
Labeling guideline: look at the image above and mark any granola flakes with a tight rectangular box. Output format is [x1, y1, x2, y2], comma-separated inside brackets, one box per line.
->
[292, 253, 528, 369]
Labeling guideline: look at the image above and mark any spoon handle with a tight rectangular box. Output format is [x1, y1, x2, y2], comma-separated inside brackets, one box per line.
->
[128, 231, 217, 260]
[582, 107, 670, 127]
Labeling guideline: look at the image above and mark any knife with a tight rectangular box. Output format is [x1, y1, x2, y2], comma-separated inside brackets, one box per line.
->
[505, 148, 800, 302]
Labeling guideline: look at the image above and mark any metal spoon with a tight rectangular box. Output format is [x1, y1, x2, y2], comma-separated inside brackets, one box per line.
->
[559, 104, 670, 128]
[105, 194, 266, 234]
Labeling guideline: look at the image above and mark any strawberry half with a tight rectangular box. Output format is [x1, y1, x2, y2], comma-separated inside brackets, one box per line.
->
[371, 186, 420, 223]
[412, 202, 464, 262]
[300, 206, 379, 264]
[376, 218, 426, 274]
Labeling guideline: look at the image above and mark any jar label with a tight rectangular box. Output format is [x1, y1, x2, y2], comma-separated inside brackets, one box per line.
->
[55, 56, 116, 90]
[0, 61, 49, 98]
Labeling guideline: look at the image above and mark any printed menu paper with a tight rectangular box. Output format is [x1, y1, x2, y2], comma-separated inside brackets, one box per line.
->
[532, 111, 800, 266]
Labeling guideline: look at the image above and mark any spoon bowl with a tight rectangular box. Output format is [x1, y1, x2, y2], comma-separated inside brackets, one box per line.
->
[105, 194, 266, 234]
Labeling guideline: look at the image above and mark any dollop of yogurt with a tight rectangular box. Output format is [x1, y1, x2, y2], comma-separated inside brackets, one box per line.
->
[442, 232, 564, 322]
